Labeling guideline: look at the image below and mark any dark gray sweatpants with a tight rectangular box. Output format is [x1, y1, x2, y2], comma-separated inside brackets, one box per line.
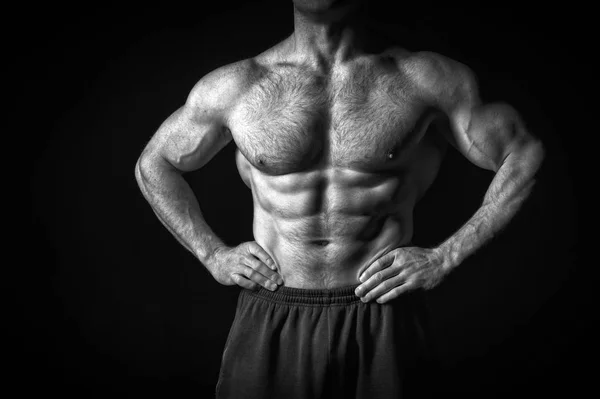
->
[215, 284, 436, 399]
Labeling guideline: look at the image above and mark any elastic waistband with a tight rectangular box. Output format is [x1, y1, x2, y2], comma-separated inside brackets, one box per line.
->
[245, 284, 362, 306]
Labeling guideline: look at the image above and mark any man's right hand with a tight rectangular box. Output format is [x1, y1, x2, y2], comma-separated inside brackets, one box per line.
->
[208, 242, 284, 291]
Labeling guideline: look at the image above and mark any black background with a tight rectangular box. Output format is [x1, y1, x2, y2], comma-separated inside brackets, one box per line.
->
[19, 1, 589, 397]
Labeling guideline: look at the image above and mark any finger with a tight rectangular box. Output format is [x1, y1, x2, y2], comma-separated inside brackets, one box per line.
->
[247, 243, 278, 271]
[246, 257, 283, 285]
[375, 282, 416, 304]
[231, 273, 259, 291]
[241, 264, 278, 291]
[359, 252, 396, 283]
[355, 265, 398, 297]
[360, 274, 405, 302]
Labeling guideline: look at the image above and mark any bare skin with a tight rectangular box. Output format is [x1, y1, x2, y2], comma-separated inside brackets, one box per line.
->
[135, 0, 544, 303]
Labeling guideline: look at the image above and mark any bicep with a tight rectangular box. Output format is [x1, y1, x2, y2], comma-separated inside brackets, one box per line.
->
[450, 102, 529, 172]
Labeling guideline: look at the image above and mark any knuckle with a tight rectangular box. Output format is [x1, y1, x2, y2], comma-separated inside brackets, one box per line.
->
[250, 241, 261, 252]
[233, 252, 244, 263]
[248, 258, 261, 270]
[239, 266, 250, 277]
[264, 270, 275, 280]
[255, 261, 269, 272]
[245, 258, 256, 269]
[257, 261, 269, 273]
[244, 242, 255, 253]
[247, 269, 258, 280]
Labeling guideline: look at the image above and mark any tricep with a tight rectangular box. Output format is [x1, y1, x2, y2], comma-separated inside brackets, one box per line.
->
[139, 104, 233, 174]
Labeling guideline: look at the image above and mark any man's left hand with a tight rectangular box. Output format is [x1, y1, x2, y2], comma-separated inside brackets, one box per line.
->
[354, 246, 447, 303]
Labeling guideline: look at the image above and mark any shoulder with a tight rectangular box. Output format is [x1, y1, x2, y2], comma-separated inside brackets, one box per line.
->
[185, 58, 262, 118]
[395, 50, 479, 104]
[404, 51, 474, 84]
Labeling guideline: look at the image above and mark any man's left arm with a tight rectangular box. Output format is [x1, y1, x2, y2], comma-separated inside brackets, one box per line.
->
[436, 100, 545, 271]
[355, 54, 545, 303]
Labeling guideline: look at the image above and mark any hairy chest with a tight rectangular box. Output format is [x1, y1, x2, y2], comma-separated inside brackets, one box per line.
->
[229, 63, 436, 175]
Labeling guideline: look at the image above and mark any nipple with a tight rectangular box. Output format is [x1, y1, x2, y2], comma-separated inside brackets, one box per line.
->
[386, 148, 396, 160]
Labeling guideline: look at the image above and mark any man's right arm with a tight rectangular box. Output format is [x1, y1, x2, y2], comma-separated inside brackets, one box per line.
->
[134, 62, 282, 291]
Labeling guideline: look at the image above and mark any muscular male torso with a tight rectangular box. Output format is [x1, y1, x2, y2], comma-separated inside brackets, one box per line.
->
[228, 36, 447, 288]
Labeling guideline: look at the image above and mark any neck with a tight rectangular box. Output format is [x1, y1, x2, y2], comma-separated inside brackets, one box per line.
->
[290, 2, 366, 68]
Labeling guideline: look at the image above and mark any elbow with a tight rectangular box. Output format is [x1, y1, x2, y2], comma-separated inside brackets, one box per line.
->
[528, 138, 546, 174]
[135, 152, 179, 189]
[134, 157, 143, 184]
[503, 138, 545, 182]
[134, 157, 146, 190]
[135, 154, 155, 187]
[511, 135, 545, 171]
[517, 139, 546, 192]
[522, 139, 545, 198]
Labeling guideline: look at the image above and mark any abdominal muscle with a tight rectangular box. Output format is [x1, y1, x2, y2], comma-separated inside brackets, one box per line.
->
[254, 212, 412, 289]
[248, 167, 417, 289]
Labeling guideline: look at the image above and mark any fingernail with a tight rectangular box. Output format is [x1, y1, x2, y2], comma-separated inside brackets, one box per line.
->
[270, 275, 283, 285]
[359, 274, 365, 282]
[355, 287, 362, 296]
[268, 282, 277, 291]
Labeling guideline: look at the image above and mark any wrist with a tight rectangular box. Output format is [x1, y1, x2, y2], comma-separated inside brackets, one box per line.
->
[197, 243, 227, 273]
[435, 241, 458, 272]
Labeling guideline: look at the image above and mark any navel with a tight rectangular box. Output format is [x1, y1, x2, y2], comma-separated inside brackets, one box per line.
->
[310, 239, 331, 247]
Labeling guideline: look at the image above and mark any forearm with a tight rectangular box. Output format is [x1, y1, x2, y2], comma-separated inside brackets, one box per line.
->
[135, 157, 225, 269]
[437, 140, 545, 270]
